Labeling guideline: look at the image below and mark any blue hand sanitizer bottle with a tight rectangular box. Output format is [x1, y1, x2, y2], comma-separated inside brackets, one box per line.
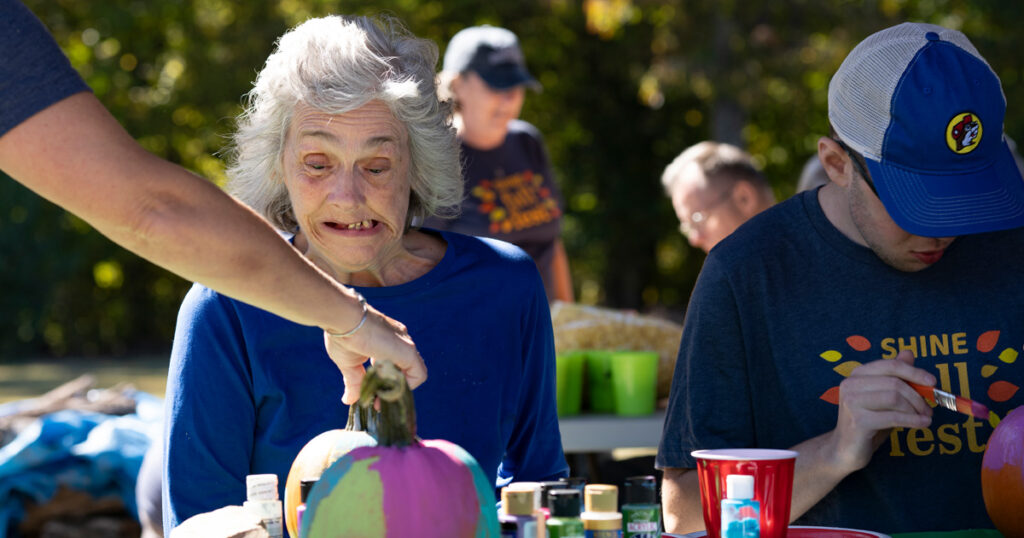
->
[721, 474, 759, 538]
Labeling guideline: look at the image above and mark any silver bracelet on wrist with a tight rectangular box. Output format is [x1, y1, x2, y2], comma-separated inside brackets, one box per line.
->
[327, 292, 367, 338]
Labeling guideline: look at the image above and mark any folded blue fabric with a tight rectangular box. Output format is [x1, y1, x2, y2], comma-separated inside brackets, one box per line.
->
[0, 391, 162, 538]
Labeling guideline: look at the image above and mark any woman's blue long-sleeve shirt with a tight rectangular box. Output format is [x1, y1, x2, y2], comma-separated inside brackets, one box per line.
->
[162, 231, 567, 529]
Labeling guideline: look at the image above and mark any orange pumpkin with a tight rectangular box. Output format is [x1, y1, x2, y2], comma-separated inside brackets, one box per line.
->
[981, 405, 1024, 536]
[284, 407, 376, 538]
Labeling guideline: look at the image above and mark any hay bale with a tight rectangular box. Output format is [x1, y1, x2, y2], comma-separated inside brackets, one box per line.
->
[550, 302, 682, 399]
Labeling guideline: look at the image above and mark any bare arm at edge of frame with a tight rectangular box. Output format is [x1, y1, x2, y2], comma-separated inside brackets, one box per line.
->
[0, 92, 426, 401]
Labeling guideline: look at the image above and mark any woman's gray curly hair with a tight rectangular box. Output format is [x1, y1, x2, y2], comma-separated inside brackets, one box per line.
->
[226, 15, 462, 232]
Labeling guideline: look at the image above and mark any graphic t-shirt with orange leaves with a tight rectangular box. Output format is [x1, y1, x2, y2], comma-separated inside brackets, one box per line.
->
[656, 190, 1024, 532]
[423, 120, 563, 300]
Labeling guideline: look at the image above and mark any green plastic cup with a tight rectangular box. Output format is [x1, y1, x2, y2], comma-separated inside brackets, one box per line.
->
[555, 351, 585, 416]
[585, 350, 615, 414]
[610, 351, 659, 416]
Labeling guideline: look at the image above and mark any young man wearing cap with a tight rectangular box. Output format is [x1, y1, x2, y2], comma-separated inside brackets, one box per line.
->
[424, 25, 574, 302]
[657, 23, 1024, 533]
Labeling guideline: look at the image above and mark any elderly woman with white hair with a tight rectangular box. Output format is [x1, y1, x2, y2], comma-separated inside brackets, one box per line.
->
[161, 15, 567, 529]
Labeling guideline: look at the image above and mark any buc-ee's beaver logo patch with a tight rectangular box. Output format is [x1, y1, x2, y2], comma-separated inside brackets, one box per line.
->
[946, 112, 982, 154]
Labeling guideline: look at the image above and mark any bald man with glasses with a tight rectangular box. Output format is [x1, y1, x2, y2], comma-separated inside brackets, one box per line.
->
[661, 141, 775, 253]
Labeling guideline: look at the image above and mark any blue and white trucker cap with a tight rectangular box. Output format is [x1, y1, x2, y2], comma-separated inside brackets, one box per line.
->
[828, 22, 1024, 237]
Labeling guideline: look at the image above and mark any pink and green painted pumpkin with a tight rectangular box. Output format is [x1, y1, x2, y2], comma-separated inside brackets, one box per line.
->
[300, 362, 499, 538]
[981, 405, 1024, 536]
[302, 438, 499, 537]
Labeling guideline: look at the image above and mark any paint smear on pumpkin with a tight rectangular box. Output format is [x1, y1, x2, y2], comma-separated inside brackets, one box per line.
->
[425, 440, 501, 537]
[981, 465, 1024, 532]
[306, 456, 385, 537]
[372, 440, 480, 537]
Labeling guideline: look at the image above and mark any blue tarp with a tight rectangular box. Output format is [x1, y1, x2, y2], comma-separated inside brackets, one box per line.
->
[0, 390, 162, 538]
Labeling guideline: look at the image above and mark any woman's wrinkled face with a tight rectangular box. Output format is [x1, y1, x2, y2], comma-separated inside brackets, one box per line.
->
[281, 100, 412, 276]
[451, 71, 524, 145]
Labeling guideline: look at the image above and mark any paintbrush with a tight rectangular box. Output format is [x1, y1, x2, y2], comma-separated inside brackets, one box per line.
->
[907, 381, 989, 419]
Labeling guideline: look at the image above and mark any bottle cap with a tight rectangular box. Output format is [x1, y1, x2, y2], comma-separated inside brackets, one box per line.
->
[502, 486, 536, 516]
[726, 474, 755, 500]
[584, 484, 618, 513]
[624, 475, 657, 505]
[539, 481, 565, 509]
[506, 482, 542, 510]
[548, 489, 581, 518]
[300, 477, 318, 504]
[560, 476, 586, 488]
[246, 474, 279, 501]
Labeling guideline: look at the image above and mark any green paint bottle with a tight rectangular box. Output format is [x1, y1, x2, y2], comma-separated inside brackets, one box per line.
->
[622, 475, 661, 538]
[546, 489, 585, 538]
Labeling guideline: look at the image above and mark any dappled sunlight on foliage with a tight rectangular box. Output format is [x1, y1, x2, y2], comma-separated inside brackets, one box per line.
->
[3, 0, 1023, 356]
[584, 0, 637, 39]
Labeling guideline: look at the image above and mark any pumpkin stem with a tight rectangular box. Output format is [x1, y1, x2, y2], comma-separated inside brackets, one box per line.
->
[355, 361, 417, 447]
[345, 401, 370, 432]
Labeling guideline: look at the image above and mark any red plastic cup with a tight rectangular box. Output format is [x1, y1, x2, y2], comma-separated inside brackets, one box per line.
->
[691, 448, 798, 538]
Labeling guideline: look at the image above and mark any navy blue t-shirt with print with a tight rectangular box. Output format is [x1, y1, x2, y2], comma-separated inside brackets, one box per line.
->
[424, 119, 564, 300]
[657, 190, 1024, 533]
[1, 0, 90, 137]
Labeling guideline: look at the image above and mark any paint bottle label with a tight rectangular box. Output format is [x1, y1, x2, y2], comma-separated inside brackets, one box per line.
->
[622, 503, 660, 538]
[243, 499, 283, 538]
[584, 530, 622, 538]
[245, 474, 279, 501]
[501, 518, 539, 538]
[721, 499, 759, 538]
[547, 517, 585, 538]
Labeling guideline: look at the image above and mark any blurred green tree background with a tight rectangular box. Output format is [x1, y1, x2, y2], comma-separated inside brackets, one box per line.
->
[3, 0, 1022, 357]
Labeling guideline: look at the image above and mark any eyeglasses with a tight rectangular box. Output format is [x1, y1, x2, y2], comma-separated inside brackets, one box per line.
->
[678, 184, 735, 238]
[832, 138, 878, 197]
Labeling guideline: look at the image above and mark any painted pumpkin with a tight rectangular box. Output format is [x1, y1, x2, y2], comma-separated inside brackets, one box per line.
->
[301, 362, 500, 537]
[982, 405, 1024, 536]
[284, 408, 376, 538]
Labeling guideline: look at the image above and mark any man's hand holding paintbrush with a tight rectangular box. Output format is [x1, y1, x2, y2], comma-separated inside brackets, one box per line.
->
[830, 348, 986, 466]
[819, 349, 987, 474]
[783, 349, 938, 523]
[829, 349, 936, 472]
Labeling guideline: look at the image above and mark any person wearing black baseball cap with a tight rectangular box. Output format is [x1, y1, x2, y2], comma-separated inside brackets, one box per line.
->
[422, 26, 573, 303]
[658, 23, 1024, 533]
